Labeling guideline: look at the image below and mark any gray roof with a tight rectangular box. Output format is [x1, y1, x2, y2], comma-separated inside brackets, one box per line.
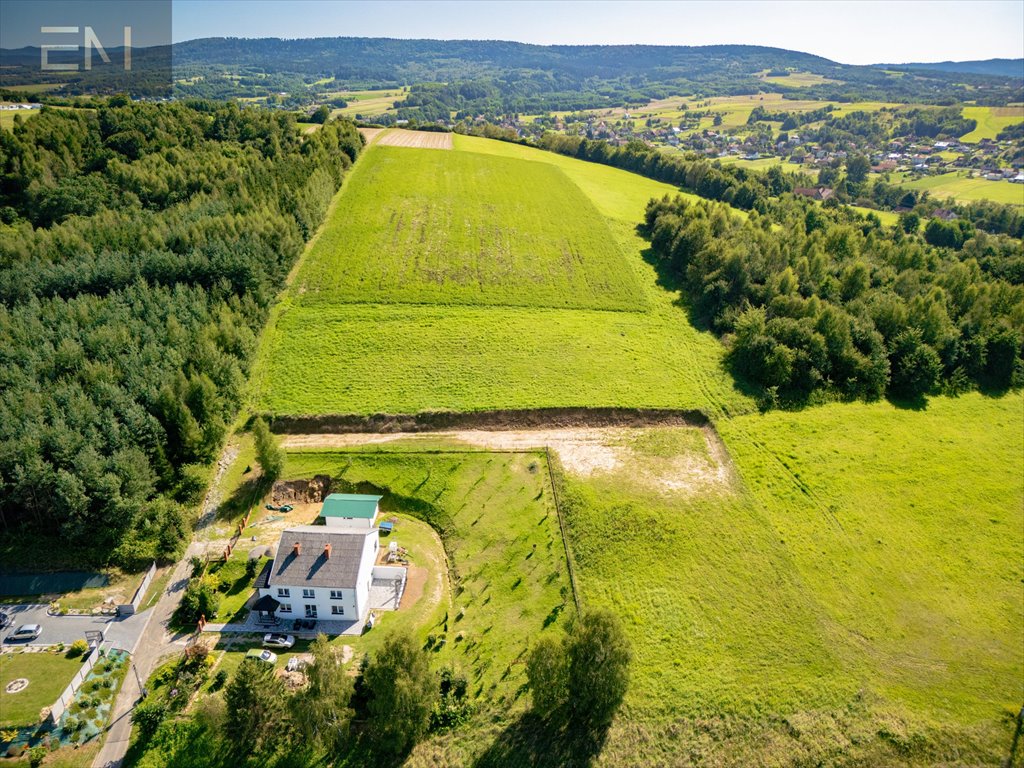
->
[268, 526, 373, 590]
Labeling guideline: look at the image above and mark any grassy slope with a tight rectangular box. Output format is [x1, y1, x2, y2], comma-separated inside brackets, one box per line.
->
[283, 447, 573, 706]
[960, 105, 1024, 143]
[252, 135, 751, 419]
[717, 393, 1024, 725]
[292, 146, 644, 310]
[901, 170, 1024, 207]
[555, 395, 1022, 765]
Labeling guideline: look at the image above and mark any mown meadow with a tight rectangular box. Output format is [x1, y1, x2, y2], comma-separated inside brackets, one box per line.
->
[292, 147, 644, 311]
[554, 394, 1023, 765]
[246, 133, 1022, 766]
[252, 135, 752, 419]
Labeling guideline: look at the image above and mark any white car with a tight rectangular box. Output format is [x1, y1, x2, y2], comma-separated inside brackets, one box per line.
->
[263, 633, 295, 649]
[246, 649, 278, 665]
[7, 624, 41, 642]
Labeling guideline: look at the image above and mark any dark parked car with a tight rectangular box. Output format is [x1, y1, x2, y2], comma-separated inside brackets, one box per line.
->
[0, 612, 9, 629]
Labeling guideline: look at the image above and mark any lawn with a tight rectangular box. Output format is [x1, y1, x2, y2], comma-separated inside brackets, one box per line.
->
[538, 394, 1022, 764]
[960, 105, 1024, 142]
[252, 134, 754, 420]
[282, 447, 573, 703]
[0, 650, 85, 728]
[900, 170, 1024, 206]
[291, 145, 645, 311]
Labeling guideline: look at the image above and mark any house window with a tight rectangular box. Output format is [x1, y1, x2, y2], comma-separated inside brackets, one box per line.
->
[330, 590, 343, 600]
[305, 604, 317, 619]
[277, 588, 290, 598]
[302, 588, 315, 599]
[279, 603, 292, 613]
[331, 605, 345, 616]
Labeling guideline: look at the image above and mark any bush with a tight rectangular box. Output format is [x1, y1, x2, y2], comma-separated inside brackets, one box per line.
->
[211, 669, 228, 690]
[28, 745, 47, 767]
[67, 638, 90, 658]
[131, 698, 167, 740]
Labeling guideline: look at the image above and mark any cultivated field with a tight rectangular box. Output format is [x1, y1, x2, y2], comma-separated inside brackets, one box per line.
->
[376, 129, 453, 149]
[757, 70, 841, 87]
[357, 126, 386, 143]
[901, 169, 1024, 206]
[252, 135, 751, 419]
[290, 146, 642, 309]
[327, 88, 404, 119]
[960, 104, 1024, 143]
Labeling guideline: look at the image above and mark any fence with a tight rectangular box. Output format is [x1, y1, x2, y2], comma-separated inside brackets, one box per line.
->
[544, 447, 581, 613]
[118, 560, 157, 616]
[47, 632, 106, 724]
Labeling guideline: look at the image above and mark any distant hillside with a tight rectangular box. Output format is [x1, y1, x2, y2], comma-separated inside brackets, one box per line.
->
[884, 58, 1024, 78]
[4, 37, 1022, 108]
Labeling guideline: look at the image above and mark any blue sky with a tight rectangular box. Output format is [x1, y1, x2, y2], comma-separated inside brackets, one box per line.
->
[171, 0, 1024, 65]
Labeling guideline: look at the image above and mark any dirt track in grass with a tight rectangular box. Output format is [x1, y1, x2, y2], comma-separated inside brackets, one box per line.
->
[281, 425, 736, 497]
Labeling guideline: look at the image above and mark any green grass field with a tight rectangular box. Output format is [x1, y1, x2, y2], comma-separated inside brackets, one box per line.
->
[0, 650, 85, 728]
[900, 170, 1024, 206]
[283, 447, 573, 703]
[252, 135, 753, 419]
[292, 147, 644, 310]
[960, 105, 1024, 143]
[555, 393, 1023, 764]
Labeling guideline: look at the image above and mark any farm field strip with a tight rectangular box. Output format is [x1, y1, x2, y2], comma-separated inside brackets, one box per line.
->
[960, 104, 1024, 143]
[290, 145, 643, 310]
[375, 129, 453, 149]
[253, 302, 744, 417]
[900, 170, 1024, 206]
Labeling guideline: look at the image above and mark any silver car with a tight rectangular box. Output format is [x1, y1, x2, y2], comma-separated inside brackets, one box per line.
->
[8, 624, 42, 642]
[263, 633, 295, 649]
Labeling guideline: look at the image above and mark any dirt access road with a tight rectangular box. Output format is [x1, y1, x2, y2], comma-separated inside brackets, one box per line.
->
[281, 425, 736, 497]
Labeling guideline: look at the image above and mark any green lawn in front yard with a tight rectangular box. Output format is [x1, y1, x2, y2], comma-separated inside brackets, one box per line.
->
[0, 650, 86, 728]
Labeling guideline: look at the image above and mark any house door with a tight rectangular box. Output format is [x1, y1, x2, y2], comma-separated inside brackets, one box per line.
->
[305, 604, 318, 618]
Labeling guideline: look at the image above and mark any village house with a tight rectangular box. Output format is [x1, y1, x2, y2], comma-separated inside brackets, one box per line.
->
[794, 186, 835, 201]
[253, 494, 406, 628]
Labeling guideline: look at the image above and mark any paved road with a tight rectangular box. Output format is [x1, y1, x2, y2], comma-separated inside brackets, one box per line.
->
[0, 604, 150, 649]
[91, 549, 195, 768]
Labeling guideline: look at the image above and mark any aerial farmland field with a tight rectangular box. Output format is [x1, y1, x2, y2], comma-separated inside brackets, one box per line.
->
[960, 104, 1024, 142]
[290, 145, 641, 310]
[900, 170, 1024, 206]
[252, 136, 752, 419]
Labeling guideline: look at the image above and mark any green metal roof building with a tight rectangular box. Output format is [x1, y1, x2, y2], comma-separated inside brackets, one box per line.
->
[319, 493, 382, 528]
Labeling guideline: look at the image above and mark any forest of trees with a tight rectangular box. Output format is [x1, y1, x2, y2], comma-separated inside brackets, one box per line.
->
[642, 194, 1024, 405]
[0, 100, 362, 566]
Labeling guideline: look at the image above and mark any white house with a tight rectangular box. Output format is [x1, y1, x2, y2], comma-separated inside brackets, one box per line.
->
[256, 525, 379, 623]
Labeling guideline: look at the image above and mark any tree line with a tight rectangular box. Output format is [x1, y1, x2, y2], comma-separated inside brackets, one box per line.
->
[642, 194, 1023, 405]
[0, 100, 362, 567]
[131, 610, 630, 767]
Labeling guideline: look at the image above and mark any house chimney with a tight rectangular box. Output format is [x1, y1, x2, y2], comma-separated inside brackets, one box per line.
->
[324, 543, 331, 559]
[293, 541, 301, 556]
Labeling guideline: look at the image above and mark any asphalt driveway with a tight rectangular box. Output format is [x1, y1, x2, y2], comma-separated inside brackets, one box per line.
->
[0, 603, 150, 650]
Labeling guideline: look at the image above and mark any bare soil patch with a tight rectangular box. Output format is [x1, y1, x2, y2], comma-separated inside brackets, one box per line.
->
[358, 127, 386, 143]
[281, 424, 735, 497]
[271, 475, 331, 505]
[401, 564, 427, 610]
[376, 129, 453, 150]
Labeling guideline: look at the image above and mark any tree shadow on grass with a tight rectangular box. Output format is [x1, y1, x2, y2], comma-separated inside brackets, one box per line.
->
[474, 711, 613, 768]
[216, 474, 272, 523]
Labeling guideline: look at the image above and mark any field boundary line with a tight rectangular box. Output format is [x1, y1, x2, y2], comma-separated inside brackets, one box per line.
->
[267, 406, 710, 434]
[545, 446, 581, 614]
